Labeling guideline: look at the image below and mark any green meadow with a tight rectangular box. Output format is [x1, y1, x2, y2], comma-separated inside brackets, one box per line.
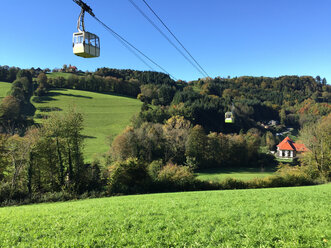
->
[0, 82, 11, 99]
[0, 184, 330, 247]
[46, 72, 83, 79]
[197, 167, 275, 182]
[33, 89, 142, 162]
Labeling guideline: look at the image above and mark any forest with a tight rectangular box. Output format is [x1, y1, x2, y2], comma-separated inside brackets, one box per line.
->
[0, 65, 330, 206]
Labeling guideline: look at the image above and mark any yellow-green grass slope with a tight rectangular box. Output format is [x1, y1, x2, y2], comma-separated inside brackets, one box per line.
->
[33, 89, 142, 162]
[46, 72, 84, 79]
[0, 82, 11, 100]
[0, 184, 330, 247]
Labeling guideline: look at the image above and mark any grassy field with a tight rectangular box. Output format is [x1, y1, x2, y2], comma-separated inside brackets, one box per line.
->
[0, 81, 11, 100]
[0, 184, 330, 247]
[197, 167, 276, 182]
[46, 72, 83, 79]
[33, 89, 142, 162]
[276, 158, 295, 163]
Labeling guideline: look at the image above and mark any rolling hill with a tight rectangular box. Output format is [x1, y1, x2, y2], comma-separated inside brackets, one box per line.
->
[46, 72, 84, 79]
[33, 88, 142, 162]
[0, 184, 329, 247]
[0, 81, 142, 161]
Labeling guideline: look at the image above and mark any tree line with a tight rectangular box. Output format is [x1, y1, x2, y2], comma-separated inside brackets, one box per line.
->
[0, 108, 106, 204]
[0, 65, 178, 99]
[110, 116, 272, 170]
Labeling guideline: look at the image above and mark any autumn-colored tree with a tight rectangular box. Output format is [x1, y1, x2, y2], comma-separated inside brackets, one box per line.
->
[185, 125, 207, 169]
[204, 132, 229, 168]
[299, 113, 331, 180]
[110, 127, 138, 161]
[163, 116, 191, 164]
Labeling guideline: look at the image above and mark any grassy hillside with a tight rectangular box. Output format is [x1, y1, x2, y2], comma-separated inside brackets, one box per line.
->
[34, 89, 142, 161]
[0, 184, 330, 247]
[46, 72, 83, 79]
[0, 81, 11, 100]
[197, 167, 275, 182]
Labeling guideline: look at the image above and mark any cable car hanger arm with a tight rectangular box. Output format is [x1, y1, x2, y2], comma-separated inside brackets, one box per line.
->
[72, 0, 95, 17]
[73, 0, 95, 32]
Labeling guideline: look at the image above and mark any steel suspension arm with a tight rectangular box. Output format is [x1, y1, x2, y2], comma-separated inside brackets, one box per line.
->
[72, 0, 95, 17]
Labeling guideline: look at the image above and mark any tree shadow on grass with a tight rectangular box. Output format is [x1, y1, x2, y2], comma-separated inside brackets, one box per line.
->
[60, 93, 93, 99]
[38, 107, 62, 112]
[33, 90, 93, 104]
[82, 135, 97, 139]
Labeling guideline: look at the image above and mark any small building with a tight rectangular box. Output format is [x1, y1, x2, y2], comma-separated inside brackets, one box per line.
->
[276, 136, 308, 159]
[68, 65, 77, 73]
[268, 120, 279, 126]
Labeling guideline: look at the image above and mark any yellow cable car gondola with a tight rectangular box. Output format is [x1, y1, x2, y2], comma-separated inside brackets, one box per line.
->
[225, 103, 235, 123]
[73, 0, 100, 58]
[225, 111, 234, 123]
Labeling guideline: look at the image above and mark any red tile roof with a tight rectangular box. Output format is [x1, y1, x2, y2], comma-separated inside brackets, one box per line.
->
[277, 136, 295, 150]
[293, 143, 309, 152]
[277, 136, 308, 152]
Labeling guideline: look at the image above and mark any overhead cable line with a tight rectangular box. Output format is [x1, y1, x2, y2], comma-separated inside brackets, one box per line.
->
[93, 17, 154, 71]
[93, 16, 177, 80]
[128, 0, 208, 78]
[72, 0, 177, 80]
[141, 0, 210, 78]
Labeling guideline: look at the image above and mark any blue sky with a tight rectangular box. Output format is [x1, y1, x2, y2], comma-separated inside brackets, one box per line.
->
[0, 0, 330, 82]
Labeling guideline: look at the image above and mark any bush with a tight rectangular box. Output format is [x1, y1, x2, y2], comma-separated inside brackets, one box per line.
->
[220, 178, 248, 189]
[248, 178, 270, 189]
[0, 183, 29, 207]
[247, 164, 316, 188]
[108, 158, 151, 194]
[274, 164, 315, 186]
[35, 191, 75, 203]
[157, 163, 196, 191]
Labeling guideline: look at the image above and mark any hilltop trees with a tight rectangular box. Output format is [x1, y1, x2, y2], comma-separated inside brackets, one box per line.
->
[0, 66, 19, 82]
[2, 66, 328, 134]
[182, 75, 330, 132]
[0, 70, 35, 133]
